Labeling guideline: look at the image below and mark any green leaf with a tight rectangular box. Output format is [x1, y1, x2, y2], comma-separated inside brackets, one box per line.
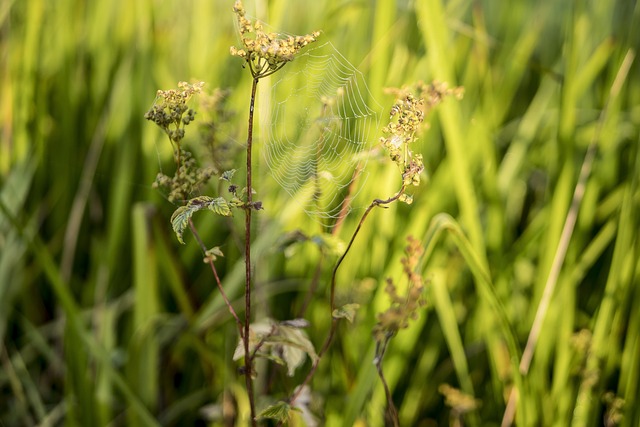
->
[254, 351, 286, 367]
[170, 196, 232, 244]
[170, 206, 190, 244]
[229, 196, 244, 208]
[220, 169, 236, 182]
[203, 246, 224, 263]
[233, 319, 317, 376]
[332, 303, 360, 323]
[276, 325, 318, 376]
[197, 196, 232, 216]
[257, 401, 291, 422]
[232, 321, 275, 360]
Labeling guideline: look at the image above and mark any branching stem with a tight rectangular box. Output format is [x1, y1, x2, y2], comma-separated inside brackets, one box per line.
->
[288, 185, 407, 406]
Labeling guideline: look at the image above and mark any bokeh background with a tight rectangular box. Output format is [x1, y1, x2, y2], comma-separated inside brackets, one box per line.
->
[1, 0, 639, 426]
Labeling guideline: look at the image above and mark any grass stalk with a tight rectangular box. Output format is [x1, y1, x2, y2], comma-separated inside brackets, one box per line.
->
[0, 198, 160, 427]
[502, 48, 635, 427]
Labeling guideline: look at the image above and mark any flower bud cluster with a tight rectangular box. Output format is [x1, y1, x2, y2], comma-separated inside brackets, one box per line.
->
[380, 81, 463, 201]
[144, 81, 204, 144]
[145, 82, 215, 203]
[380, 91, 426, 195]
[230, 0, 320, 76]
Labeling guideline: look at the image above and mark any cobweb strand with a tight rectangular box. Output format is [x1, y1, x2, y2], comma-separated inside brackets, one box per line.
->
[264, 41, 383, 229]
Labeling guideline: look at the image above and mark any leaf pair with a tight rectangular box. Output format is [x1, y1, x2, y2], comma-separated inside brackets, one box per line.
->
[170, 196, 232, 244]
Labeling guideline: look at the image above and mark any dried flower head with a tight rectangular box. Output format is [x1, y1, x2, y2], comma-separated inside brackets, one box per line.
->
[380, 81, 463, 201]
[230, 0, 320, 78]
[144, 81, 215, 203]
[152, 148, 215, 203]
[144, 81, 205, 144]
[373, 236, 426, 342]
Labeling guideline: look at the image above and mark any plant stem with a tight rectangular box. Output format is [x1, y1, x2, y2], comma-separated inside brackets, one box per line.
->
[288, 186, 406, 406]
[241, 56, 287, 426]
[188, 219, 244, 336]
[243, 75, 259, 426]
[329, 186, 406, 312]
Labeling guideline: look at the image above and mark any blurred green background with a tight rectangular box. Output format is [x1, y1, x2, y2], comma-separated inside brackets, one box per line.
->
[1, 0, 639, 426]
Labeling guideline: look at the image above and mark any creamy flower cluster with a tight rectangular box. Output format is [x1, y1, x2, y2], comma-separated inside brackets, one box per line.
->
[230, 0, 320, 74]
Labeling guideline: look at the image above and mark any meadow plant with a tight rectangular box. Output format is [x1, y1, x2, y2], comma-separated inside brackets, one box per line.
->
[144, 1, 461, 424]
[3, 1, 635, 426]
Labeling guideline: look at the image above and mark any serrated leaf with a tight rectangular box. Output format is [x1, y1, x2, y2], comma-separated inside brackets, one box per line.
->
[229, 196, 244, 208]
[277, 326, 318, 376]
[332, 303, 360, 323]
[170, 196, 232, 244]
[170, 206, 190, 244]
[203, 196, 232, 216]
[257, 401, 291, 422]
[233, 320, 317, 376]
[232, 321, 275, 360]
[255, 352, 286, 367]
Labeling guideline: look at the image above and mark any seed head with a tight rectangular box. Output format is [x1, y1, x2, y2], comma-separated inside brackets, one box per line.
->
[230, 0, 320, 77]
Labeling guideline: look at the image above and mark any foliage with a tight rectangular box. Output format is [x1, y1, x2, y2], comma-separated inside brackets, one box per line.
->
[232, 318, 318, 377]
[1, 0, 639, 426]
[170, 196, 233, 244]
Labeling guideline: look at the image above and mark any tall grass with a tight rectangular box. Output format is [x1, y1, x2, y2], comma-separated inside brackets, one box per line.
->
[1, 0, 639, 426]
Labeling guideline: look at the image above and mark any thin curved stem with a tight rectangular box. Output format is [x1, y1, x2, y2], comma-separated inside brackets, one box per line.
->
[329, 186, 406, 311]
[288, 185, 406, 406]
[375, 334, 400, 427]
[188, 219, 244, 336]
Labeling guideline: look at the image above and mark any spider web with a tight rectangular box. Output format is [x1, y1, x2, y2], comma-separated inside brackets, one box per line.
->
[264, 41, 382, 227]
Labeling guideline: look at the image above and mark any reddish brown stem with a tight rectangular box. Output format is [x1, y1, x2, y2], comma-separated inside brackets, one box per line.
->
[288, 186, 406, 406]
[188, 219, 244, 336]
[243, 75, 259, 426]
[329, 186, 406, 312]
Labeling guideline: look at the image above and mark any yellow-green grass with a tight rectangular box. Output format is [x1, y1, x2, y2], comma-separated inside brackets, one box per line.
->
[1, 0, 639, 426]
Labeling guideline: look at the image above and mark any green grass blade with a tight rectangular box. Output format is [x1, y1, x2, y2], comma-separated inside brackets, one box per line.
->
[0, 199, 160, 427]
[127, 203, 161, 426]
[430, 268, 478, 425]
[420, 213, 525, 423]
[415, 0, 486, 255]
